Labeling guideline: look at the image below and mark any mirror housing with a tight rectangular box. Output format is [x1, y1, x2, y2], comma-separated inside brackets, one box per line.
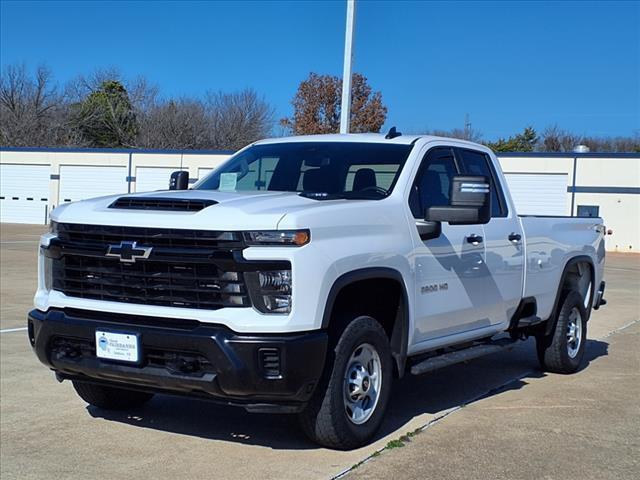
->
[416, 220, 442, 241]
[169, 170, 189, 190]
[426, 175, 491, 225]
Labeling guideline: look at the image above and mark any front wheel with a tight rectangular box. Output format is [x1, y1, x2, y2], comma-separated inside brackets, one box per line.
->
[298, 316, 393, 450]
[536, 290, 588, 374]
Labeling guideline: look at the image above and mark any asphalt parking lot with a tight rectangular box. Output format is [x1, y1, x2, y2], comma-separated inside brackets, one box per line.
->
[1, 223, 638, 480]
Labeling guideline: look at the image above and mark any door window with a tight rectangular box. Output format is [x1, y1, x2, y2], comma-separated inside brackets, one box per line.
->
[577, 205, 600, 217]
[409, 147, 458, 219]
[456, 148, 507, 217]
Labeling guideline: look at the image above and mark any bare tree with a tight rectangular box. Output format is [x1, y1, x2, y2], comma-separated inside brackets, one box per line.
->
[539, 125, 580, 152]
[206, 89, 275, 150]
[425, 127, 483, 143]
[137, 99, 211, 150]
[0, 64, 65, 146]
[580, 134, 640, 153]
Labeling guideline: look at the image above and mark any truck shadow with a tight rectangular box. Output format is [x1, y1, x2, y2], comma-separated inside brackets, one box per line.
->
[87, 338, 608, 450]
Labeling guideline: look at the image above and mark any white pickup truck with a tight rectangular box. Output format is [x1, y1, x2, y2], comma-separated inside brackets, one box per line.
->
[29, 132, 607, 449]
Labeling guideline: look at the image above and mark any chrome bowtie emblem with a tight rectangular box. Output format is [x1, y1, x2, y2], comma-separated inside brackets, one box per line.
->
[106, 241, 153, 263]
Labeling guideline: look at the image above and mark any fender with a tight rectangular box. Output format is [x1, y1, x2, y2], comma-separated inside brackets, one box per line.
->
[321, 267, 410, 377]
[543, 255, 595, 336]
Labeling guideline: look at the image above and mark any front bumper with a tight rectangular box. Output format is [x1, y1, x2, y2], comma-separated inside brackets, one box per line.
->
[28, 308, 328, 413]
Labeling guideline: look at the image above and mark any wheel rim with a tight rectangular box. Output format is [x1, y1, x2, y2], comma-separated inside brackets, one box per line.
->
[566, 307, 583, 359]
[343, 343, 382, 425]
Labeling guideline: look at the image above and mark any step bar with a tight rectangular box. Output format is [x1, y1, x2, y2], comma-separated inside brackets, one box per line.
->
[410, 338, 518, 376]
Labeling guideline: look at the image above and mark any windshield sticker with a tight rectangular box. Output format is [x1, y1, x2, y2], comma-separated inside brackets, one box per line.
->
[219, 172, 238, 191]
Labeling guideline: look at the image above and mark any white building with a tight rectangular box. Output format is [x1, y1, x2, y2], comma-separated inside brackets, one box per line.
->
[1, 147, 638, 252]
[499, 152, 639, 253]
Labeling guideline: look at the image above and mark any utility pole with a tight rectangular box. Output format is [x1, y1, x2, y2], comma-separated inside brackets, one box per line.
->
[464, 113, 471, 140]
[340, 0, 356, 134]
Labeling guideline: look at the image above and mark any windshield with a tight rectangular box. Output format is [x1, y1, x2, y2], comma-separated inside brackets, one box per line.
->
[194, 142, 414, 199]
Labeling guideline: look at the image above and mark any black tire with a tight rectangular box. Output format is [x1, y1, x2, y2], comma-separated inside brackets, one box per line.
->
[536, 290, 588, 374]
[298, 316, 393, 450]
[72, 381, 154, 410]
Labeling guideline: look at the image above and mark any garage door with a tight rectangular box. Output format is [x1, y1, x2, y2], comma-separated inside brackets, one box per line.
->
[58, 166, 127, 204]
[135, 167, 175, 193]
[0, 164, 50, 224]
[504, 173, 569, 216]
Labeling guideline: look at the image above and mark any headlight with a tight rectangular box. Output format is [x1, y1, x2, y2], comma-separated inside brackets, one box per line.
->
[245, 269, 292, 314]
[49, 220, 59, 235]
[243, 230, 310, 246]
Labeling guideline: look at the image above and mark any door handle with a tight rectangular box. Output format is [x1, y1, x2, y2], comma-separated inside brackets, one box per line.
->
[508, 232, 522, 242]
[466, 234, 483, 244]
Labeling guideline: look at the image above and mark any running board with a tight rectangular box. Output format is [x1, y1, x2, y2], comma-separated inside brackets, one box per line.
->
[410, 338, 517, 376]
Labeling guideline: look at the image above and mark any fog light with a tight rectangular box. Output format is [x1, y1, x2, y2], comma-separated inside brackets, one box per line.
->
[262, 295, 291, 313]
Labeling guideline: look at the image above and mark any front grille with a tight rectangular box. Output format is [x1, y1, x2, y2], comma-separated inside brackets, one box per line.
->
[109, 197, 217, 212]
[50, 224, 251, 310]
[55, 222, 243, 249]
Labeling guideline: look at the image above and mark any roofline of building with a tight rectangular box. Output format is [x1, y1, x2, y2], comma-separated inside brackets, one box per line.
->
[498, 151, 639, 158]
[0, 145, 637, 158]
[0, 146, 235, 155]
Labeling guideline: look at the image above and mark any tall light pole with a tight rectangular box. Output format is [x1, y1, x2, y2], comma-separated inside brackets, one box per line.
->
[340, 0, 356, 134]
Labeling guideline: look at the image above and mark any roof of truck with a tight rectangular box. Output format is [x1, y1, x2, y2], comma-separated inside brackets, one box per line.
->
[254, 132, 484, 149]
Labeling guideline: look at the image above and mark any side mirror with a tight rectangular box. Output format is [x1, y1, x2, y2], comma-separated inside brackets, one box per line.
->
[169, 171, 189, 190]
[426, 175, 491, 225]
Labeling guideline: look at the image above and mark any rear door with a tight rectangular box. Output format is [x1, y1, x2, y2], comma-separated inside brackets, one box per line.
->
[455, 147, 524, 328]
[410, 146, 495, 346]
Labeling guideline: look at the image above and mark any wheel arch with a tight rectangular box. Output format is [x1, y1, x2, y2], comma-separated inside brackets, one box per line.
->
[321, 267, 410, 377]
[544, 255, 595, 336]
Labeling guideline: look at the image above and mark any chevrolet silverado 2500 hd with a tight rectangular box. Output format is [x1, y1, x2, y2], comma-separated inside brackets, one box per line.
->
[29, 133, 607, 449]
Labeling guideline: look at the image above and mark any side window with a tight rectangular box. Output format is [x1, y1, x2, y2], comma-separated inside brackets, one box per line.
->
[577, 205, 599, 218]
[409, 147, 458, 219]
[457, 148, 507, 217]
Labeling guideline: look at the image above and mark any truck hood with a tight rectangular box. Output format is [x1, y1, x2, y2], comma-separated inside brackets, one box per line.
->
[50, 189, 363, 230]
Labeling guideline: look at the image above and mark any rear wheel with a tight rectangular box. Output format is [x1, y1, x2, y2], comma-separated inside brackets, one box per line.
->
[298, 316, 393, 450]
[72, 381, 154, 410]
[536, 290, 587, 374]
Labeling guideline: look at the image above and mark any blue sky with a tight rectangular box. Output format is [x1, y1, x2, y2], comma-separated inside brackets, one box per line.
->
[1, 0, 639, 139]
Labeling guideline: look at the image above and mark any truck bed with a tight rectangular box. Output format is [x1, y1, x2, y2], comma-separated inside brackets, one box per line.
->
[519, 215, 606, 320]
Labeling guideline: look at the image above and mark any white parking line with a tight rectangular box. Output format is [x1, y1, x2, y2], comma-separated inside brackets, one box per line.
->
[0, 240, 39, 244]
[0, 327, 27, 333]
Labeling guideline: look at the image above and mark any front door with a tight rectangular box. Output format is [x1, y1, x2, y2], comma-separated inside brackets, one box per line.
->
[409, 146, 497, 348]
[455, 147, 525, 329]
